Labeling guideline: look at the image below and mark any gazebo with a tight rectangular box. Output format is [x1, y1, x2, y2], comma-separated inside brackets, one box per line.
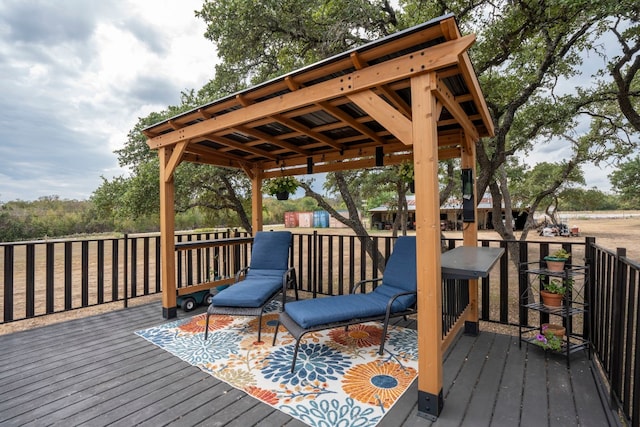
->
[143, 13, 495, 419]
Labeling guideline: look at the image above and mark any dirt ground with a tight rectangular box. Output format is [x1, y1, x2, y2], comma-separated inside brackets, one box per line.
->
[1, 215, 639, 336]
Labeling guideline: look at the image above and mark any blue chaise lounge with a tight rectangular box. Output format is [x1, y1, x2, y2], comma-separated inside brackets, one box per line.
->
[204, 231, 298, 342]
[272, 235, 417, 372]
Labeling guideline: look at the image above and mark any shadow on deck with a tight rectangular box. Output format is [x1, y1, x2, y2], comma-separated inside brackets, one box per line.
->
[0, 303, 619, 426]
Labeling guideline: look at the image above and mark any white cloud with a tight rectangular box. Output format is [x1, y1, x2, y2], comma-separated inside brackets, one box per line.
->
[0, 0, 217, 201]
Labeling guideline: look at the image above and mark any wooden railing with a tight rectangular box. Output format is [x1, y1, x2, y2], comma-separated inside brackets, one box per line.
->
[587, 238, 640, 427]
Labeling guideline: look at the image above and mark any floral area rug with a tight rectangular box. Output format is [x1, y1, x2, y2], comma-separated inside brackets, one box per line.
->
[135, 301, 418, 426]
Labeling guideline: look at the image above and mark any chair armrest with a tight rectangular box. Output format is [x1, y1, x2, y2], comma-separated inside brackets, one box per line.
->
[234, 266, 250, 282]
[385, 290, 418, 316]
[350, 277, 383, 294]
[281, 267, 297, 289]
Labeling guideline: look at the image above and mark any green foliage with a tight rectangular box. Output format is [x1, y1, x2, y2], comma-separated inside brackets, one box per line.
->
[609, 156, 640, 209]
[398, 162, 414, 183]
[558, 187, 620, 211]
[263, 177, 299, 196]
[0, 197, 114, 242]
[534, 325, 563, 351]
[548, 248, 571, 260]
[543, 279, 568, 295]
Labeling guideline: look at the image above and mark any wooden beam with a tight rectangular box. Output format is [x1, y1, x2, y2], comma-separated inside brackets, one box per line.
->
[432, 76, 479, 142]
[411, 71, 444, 418]
[158, 147, 177, 319]
[438, 17, 494, 138]
[347, 90, 413, 145]
[147, 35, 475, 150]
[271, 114, 343, 150]
[459, 51, 495, 137]
[317, 101, 387, 145]
[232, 125, 311, 156]
[351, 52, 412, 118]
[251, 168, 263, 234]
[200, 133, 280, 161]
[163, 141, 187, 183]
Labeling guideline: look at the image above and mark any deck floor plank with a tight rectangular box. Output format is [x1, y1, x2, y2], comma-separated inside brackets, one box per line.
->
[464, 333, 513, 425]
[490, 335, 526, 426]
[435, 331, 495, 426]
[0, 303, 618, 427]
[519, 343, 549, 427]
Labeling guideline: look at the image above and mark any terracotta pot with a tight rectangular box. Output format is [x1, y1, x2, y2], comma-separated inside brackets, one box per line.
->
[542, 323, 565, 338]
[544, 258, 566, 272]
[540, 290, 564, 307]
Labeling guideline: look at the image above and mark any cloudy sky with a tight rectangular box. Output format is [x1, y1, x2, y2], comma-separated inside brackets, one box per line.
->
[0, 0, 217, 202]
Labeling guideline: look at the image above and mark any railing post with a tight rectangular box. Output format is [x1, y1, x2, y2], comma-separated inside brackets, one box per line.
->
[312, 230, 318, 298]
[46, 242, 55, 313]
[97, 240, 105, 304]
[81, 241, 89, 307]
[610, 247, 627, 408]
[26, 244, 35, 318]
[584, 236, 596, 342]
[124, 233, 129, 308]
[3, 245, 14, 322]
[518, 241, 529, 327]
[64, 242, 72, 310]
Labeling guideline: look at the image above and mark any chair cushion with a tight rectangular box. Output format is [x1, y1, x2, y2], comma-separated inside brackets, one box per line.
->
[382, 236, 417, 293]
[249, 231, 291, 271]
[211, 276, 283, 308]
[285, 294, 389, 329]
[371, 284, 416, 310]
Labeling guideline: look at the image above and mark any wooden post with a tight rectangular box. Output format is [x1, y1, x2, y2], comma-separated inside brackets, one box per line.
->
[412, 72, 444, 419]
[159, 146, 177, 319]
[251, 168, 263, 234]
[461, 132, 480, 334]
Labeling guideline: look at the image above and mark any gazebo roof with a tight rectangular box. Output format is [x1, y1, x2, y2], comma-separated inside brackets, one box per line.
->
[143, 14, 493, 179]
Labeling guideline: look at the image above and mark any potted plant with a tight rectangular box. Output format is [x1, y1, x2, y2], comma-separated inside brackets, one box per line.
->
[263, 176, 299, 200]
[534, 323, 563, 352]
[398, 161, 414, 193]
[544, 248, 570, 272]
[540, 278, 568, 307]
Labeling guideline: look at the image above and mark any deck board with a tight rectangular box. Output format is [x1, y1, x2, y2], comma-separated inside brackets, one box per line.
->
[0, 303, 619, 426]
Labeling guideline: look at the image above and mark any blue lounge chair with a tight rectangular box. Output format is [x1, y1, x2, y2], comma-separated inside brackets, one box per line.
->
[204, 231, 298, 342]
[272, 236, 417, 372]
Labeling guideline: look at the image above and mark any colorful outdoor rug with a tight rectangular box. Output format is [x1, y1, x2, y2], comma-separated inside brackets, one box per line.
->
[135, 301, 418, 426]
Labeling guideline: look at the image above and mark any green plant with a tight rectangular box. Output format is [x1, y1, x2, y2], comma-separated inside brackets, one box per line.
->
[398, 161, 414, 183]
[263, 176, 299, 196]
[534, 324, 562, 351]
[543, 278, 570, 295]
[546, 248, 571, 260]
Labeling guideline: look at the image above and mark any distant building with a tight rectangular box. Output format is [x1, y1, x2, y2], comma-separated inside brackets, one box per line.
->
[368, 195, 529, 230]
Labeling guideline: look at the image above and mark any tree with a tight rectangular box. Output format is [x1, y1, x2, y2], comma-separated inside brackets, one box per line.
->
[609, 156, 640, 208]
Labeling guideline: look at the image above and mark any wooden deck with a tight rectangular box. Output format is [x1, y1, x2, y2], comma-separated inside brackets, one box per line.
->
[0, 303, 619, 427]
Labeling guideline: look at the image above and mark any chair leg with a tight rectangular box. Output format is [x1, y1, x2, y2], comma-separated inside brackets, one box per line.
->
[257, 312, 263, 343]
[292, 270, 299, 300]
[379, 318, 390, 355]
[272, 320, 280, 346]
[204, 312, 210, 340]
[290, 338, 302, 373]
